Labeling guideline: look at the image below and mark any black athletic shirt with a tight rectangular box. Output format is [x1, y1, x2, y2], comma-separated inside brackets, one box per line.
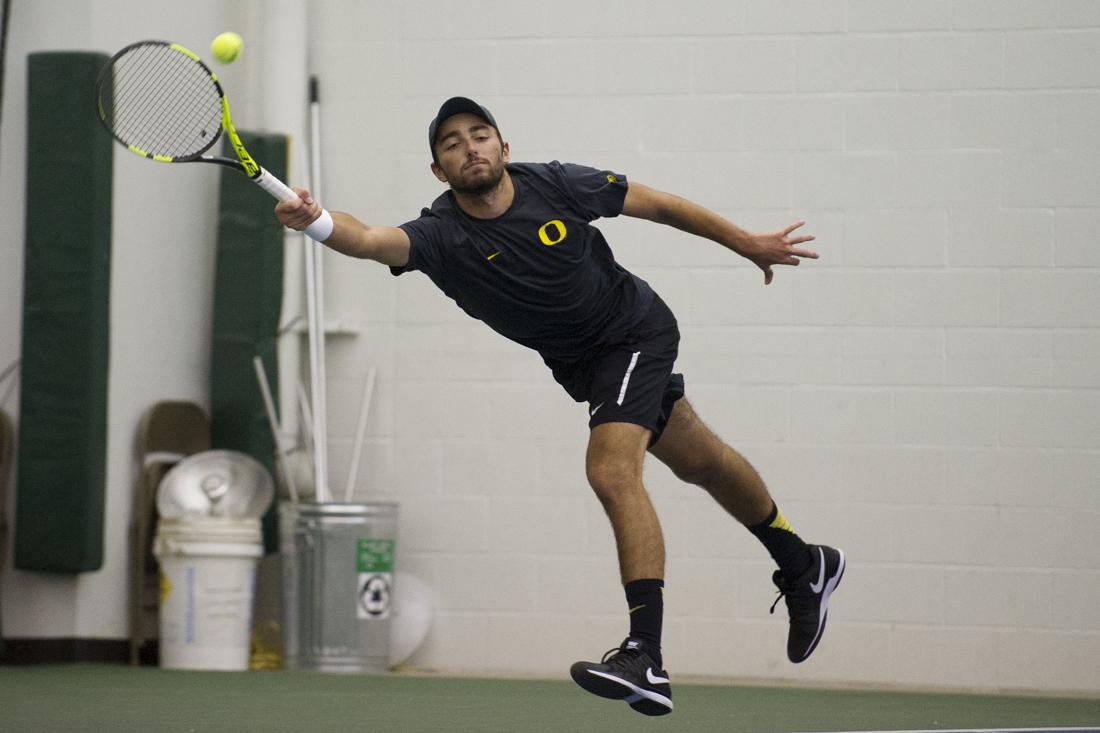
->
[392, 161, 654, 362]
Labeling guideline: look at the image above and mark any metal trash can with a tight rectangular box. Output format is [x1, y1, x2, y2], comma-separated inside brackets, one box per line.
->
[278, 502, 301, 670]
[291, 501, 398, 673]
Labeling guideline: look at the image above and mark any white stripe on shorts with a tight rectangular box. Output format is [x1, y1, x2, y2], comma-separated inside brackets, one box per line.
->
[616, 351, 641, 406]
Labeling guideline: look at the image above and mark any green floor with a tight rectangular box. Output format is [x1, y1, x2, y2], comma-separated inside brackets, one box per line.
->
[1, 665, 1097, 733]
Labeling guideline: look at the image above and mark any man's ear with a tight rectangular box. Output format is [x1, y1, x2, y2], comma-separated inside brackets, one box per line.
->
[430, 162, 448, 183]
[501, 141, 510, 163]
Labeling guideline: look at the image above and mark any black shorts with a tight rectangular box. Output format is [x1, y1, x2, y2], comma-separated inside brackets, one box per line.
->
[543, 295, 685, 444]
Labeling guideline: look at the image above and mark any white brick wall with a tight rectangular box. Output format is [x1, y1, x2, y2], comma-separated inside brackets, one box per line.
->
[2, 0, 1097, 696]
[303, 0, 1100, 694]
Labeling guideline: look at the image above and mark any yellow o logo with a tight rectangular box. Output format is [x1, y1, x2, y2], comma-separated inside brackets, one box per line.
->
[538, 219, 567, 246]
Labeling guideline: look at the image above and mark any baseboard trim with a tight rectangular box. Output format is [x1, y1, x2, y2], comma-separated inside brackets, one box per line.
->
[0, 637, 131, 665]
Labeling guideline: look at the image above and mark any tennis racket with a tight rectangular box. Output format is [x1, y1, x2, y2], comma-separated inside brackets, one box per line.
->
[94, 39, 332, 241]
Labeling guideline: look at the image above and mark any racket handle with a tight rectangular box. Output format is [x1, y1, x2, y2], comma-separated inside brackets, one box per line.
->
[253, 167, 334, 242]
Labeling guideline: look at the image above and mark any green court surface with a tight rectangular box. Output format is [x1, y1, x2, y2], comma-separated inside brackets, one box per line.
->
[1, 665, 1097, 733]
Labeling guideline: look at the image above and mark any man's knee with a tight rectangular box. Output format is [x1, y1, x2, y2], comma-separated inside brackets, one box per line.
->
[586, 422, 650, 504]
[585, 456, 641, 505]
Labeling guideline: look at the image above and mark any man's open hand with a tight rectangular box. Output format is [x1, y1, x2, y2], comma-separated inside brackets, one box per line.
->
[743, 221, 818, 285]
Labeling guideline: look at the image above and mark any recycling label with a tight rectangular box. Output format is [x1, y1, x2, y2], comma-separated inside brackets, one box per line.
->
[356, 539, 394, 620]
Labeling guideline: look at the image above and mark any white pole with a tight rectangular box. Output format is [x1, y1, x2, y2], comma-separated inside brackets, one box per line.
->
[253, 357, 300, 504]
[344, 368, 377, 503]
[307, 75, 330, 503]
[302, 223, 326, 501]
[0, 360, 19, 385]
[296, 379, 316, 477]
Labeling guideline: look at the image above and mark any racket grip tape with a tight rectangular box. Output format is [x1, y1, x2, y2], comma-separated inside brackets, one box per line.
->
[253, 166, 334, 241]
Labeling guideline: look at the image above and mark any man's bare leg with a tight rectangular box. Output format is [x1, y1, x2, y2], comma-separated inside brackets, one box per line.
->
[571, 420, 673, 716]
[585, 421, 663, 583]
[648, 397, 846, 663]
[647, 397, 774, 527]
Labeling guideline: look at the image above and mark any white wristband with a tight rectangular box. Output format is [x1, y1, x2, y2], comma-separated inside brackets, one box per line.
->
[303, 208, 334, 242]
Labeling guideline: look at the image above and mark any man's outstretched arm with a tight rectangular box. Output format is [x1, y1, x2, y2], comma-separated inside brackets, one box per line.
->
[275, 187, 411, 267]
[621, 181, 817, 285]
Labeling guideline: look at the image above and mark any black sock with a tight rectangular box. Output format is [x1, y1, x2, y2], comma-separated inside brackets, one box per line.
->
[748, 502, 813, 581]
[624, 578, 664, 665]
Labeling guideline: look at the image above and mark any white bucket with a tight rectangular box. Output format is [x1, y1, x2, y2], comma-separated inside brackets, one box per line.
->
[153, 517, 263, 671]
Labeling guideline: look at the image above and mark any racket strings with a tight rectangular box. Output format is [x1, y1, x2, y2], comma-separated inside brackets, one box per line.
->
[102, 43, 223, 159]
[114, 48, 199, 145]
[118, 45, 221, 156]
[113, 54, 199, 151]
[131, 47, 221, 156]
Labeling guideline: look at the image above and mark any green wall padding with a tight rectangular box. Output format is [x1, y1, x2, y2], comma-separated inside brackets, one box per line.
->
[15, 52, 112, 572]
[210, 132, 286, 553]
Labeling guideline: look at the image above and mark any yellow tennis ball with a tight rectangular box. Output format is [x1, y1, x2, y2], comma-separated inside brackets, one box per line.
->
[211, 32, 243, 64]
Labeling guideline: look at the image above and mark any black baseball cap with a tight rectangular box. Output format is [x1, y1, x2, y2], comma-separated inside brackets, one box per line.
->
[428, 96, 499, 152]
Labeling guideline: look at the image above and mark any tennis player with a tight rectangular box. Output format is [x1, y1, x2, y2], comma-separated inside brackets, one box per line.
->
[276, 97, 845, 716]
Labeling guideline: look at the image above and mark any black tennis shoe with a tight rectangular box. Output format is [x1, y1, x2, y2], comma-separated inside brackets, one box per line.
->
[770, 544, 846, 663]
[570, 638, 673, 716]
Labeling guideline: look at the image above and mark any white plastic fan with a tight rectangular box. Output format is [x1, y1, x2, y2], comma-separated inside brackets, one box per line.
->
[156, 450, 273, 519]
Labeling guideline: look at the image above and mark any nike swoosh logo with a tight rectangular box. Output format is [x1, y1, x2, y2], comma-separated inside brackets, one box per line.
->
[590, 402, 605, 417]
[809, 547, 826, 594]
[646, 668, 670, 685]
[628, 604, 646, 615]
